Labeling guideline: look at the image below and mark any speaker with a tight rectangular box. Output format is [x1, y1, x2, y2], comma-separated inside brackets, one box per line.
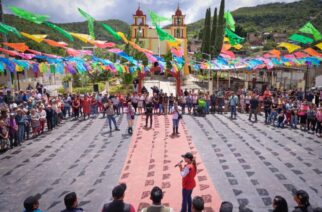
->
[93, 84, 99, 92]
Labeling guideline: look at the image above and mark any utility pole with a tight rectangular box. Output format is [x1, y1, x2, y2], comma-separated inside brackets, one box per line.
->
[0, 0, 13, 89]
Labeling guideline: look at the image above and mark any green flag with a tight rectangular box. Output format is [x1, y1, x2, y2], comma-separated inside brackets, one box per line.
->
[155, 25, 176, 42]
[101, 23, 121, 40]
[148, 11, 171, 26]
[9, 6, 48, 24]
[43, 22, 74, 41]
[50, 64, 56, 74]
[78, 8, 95, 39]
[299, 22, 322, 41]
[0, 22, 21, 37]
[224, 11, 235, 32]
[289, 34, 314, 44]
[225, 28, 244, 45]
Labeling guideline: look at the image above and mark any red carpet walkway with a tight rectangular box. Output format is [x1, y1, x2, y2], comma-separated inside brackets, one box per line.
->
[118, 115, 221, 211]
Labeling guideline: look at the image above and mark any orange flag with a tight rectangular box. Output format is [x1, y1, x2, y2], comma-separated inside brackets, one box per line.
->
[304, 48, 322, 57]
[222, 43, 232, 51]
[269, 49, 281, 58]
[44, 39, 68, 48]
[3, 42, 29, 52]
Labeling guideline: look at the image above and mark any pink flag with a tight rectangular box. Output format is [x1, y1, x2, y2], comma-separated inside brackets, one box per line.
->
[93, 40, 116, 48]
[144, 52, 158, 63]
[0, 47, 20, 56]
[294, 51, 308, 58]
[220, 49, 235, 58]
[27, 49, 42, 55]
[284, 54, 296, 59]
[43, 53, 61, 58]
[18, 53, 35, 60]
[108, 48, 123, 54]
[171, 48, 183, 57]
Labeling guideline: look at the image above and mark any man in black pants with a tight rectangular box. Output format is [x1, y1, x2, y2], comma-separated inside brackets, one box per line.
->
[263, 97, 272, 124]
[249, 95, 259, 122]
[45, 105, 53, 131]
[145, 100, 153, 128]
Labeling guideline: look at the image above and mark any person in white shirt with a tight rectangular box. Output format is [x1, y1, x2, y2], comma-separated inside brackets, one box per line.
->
[172, 105, 181, 136]
[38, 106, 46, 133]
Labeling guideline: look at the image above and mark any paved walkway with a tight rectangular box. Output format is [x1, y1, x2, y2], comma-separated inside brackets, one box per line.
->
[184, 113, 322, 211]
[0, 112, 321, 211]
[0, 115, 132, 211]
[119, 115, 221, 211]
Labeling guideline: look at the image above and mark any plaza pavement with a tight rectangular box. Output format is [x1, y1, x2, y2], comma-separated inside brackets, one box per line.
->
[0, 112, 321, 211]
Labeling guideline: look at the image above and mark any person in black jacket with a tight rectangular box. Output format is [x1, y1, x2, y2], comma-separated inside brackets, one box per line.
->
[249, 95, 259, 122]
[293, 190, 314, 212]
[263, 97, 272, 124]
[45, 105, 54, 131]
[61, 192, 83, 212]
[102, 183, 135, 212]
[145, 96, 153, 128]
[272, 195, 288, 212]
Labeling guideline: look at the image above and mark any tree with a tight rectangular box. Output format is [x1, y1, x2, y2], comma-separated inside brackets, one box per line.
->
[201, 8, 211, 56]
[210, 7, 218, 57]
[164, 51, 173, 70]
[214, 0, 225, 57]
[235, 24, 247, 37]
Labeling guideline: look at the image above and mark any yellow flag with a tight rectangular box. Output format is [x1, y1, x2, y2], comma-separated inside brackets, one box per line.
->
[316, 42, 322, 50]
[70, 32, 93, 43]
[277, 42, 301, 53]
[16, 66, 23, 72]
[21, 32, 47, 43]
[167, 39, 181, 48]
[232, 44, 243, 50]
[117, 32, 129, 44]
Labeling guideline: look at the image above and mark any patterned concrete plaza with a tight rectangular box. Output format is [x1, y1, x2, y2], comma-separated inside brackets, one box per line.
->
[0, 113, 321, 211]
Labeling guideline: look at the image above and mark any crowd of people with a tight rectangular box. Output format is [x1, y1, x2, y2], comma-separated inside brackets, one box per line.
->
[2, 83, 321, 152]
[2, 82, 321, 211]
[225, 87, 322, 136]
[21, 150, 322, 212]
[23, 184, 322, 212]
[0, 83, 65, 152]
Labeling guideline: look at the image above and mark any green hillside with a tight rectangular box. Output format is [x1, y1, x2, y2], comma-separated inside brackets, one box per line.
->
[1, 14, 130, 55]
[187, 0, 322, 39]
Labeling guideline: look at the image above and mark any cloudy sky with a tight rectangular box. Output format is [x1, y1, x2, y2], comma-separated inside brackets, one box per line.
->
[3, 0, 299, 24]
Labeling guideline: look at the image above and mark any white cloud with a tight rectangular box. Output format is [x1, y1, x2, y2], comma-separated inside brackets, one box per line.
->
[3, 0, 300, 24]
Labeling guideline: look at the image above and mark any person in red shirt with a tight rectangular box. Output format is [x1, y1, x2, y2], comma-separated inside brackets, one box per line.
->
[178, 152, 197, 212]
[90, 95, 98, 118]
[82, 95, 91, 120]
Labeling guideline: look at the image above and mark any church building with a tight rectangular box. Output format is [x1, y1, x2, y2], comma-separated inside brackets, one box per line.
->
[130, 5, 189, 73]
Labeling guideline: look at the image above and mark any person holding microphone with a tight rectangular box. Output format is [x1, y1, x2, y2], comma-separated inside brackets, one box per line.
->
[177, 152, 197, 212]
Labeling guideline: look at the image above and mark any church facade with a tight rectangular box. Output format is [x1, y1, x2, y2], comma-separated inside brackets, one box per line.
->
[130, 6, 188, 65]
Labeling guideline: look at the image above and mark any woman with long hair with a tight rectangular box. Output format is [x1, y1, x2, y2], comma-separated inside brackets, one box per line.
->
[178, 152, 197, 212]
[272, 195, 288, 212]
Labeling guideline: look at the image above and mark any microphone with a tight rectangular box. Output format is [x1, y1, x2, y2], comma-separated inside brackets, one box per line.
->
[174, 160, 183, 167]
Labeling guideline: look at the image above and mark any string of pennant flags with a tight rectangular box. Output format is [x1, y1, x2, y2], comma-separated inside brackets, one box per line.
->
[0, 6, 320, 76]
